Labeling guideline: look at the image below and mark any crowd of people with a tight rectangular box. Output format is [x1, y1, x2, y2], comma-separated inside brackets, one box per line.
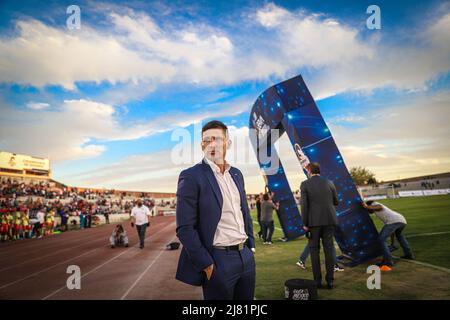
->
[1, 203, 56, 242]
[0, 177, 164, 202]
[1, 178, 68, 199]
[0, 178, 171, 243]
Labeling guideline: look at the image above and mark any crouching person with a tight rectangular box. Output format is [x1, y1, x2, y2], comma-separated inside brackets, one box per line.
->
[110, 224, 129, 248]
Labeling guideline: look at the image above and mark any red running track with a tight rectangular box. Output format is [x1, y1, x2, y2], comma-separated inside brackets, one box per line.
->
[0, 216, 202, 300]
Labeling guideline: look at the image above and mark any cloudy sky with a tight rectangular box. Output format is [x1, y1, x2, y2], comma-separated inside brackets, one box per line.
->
[0, 0, 449, 193]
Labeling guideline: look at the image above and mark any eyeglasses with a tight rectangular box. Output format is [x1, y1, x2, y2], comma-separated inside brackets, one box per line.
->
[202, 136, 226, 145]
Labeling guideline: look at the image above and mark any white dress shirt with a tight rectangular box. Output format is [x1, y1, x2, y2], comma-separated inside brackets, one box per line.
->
[205, 157, 248, 246]
[131, 205, 151, 226]
[37, 211, 45, 224]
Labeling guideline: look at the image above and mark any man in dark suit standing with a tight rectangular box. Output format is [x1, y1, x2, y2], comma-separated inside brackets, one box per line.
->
[300, 162, 339, 289]
[175, 120, 256, 300]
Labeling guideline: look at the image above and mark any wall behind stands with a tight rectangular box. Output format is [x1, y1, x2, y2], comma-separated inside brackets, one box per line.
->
[398, 189, 450, 197]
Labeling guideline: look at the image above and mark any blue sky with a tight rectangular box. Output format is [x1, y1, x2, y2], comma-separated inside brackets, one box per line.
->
[0, 0, 449, 192]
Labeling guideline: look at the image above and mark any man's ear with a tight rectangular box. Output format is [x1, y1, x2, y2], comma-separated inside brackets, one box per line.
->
[226, 139, 232, 150]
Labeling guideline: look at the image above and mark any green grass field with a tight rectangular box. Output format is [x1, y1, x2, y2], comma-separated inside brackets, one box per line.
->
[252, 195, 450, 300]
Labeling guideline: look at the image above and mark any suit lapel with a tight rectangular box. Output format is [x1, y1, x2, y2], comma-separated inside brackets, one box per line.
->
[230, 168, 248, 223]
[202, 160, 223, 209]
[230, 168, 243, 199]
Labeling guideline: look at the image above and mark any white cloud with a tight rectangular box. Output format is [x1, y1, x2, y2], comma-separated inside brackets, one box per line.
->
[256, 3, 289, 27]
[0, 4, 448, 98]
[329, 113, 366, 124]
[26, 102, 50, 110]
[0, 96, 252, 162]
[56, 126, 263, 192]
[328, 91, 450, 180]
[57, 123, 309, 193]
[1, 99, 121, 161]
[0, 19, 175, 90]
[60, 150, 184, 190]
[57, 90, 450, 192]
[252, 4, 450, 99]
[1, 3, 449, 192]
[255, 5, 373, 68]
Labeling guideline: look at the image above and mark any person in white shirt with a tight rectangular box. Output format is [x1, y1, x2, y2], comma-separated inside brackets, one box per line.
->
[130, 199, 151, 249]
[35, 208, 45, 238]
[363, 201, 414, 267]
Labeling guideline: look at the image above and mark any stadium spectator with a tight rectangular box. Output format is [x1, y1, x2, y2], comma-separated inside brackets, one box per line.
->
[79, 210, 85, 230]
[104, 209, 110, 224]
[36, 207, 45, 238]
[12, 210, 22, 240]
[22, 210, 31, 239]
[59, 209, 69, 232]
[7, 210, 13, 240]
[260, 193, 279, 244]
[1, 210, 9, 242]
[85, 211, 92, 228]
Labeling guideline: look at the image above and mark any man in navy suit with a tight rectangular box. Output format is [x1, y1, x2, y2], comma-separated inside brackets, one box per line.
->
[175, 120, 256, 300]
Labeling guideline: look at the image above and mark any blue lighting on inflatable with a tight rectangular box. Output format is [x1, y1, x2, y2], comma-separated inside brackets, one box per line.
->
[249, 75, 382, 265]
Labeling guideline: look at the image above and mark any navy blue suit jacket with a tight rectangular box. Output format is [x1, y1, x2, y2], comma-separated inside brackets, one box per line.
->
[175, 159, 255, 286]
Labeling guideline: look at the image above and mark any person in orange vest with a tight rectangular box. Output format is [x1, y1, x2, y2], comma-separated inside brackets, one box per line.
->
[12, 209, 22, 240]
[6, 211, 14, 240]
[21, 209, 31, 239]
[45, 210, 55, 236]
[0, 210, 10, 242]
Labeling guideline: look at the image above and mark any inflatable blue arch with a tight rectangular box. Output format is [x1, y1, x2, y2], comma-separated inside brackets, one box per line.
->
[249, 75, 382, 265]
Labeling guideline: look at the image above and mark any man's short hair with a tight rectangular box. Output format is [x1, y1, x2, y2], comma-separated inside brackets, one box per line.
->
[201, 120, 228, 136]
[365, 200, 375, 213]
[263, 193, 270, 201]
[308, 162, 320, 174]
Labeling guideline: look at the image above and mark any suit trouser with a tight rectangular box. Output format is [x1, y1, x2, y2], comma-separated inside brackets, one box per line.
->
[309, 225, 335, 285]
[136, 224, 147, 247]
[299, 240, 338, 265]
[202, 246, 255, 300]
